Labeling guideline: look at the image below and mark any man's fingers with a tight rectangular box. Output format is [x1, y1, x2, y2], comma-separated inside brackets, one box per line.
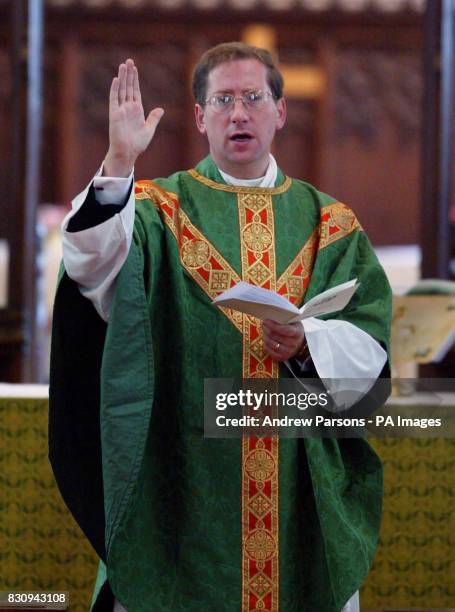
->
[125, 59, 134, 101]
[264, 336, 293, 352]
[262, 320, 302, 338]
[118, 63, 127, 103]
[262, 320, 304, 360]
[133, 66, 141, 103]
[263, 336, 296, 361]
[145, 107, 165, 133]
[109, 77, 120, 111]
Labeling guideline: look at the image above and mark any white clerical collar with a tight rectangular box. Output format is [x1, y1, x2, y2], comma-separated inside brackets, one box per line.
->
[218, 154, 278, 188]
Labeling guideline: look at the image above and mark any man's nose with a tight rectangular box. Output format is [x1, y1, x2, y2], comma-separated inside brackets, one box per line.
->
[230, 98, 249, 122]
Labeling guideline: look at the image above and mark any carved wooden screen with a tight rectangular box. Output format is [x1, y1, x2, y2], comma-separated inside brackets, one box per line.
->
[0, 5, 427, 379]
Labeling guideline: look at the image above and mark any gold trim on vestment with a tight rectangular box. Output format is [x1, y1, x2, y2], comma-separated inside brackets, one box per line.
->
[277, 202, 362, 303]
[238, 190, 280, 612]
[319, 201, 363, 249]
[277, 228, 318, 301]
[135, 180, 242, 332]
[188, 169, 292, 195]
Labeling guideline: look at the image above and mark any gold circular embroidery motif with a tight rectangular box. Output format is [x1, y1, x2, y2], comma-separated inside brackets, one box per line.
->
[244, 529, 277, 561]
[244, 448, 276, 481]
[181, 240, 210, 268]
[242, 223, 273, 253]
[331, 204, 354, 231]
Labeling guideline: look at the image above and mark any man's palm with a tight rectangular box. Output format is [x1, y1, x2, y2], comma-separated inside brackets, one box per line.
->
[105, 58, 164, 175]
[110, 99, 152, 158]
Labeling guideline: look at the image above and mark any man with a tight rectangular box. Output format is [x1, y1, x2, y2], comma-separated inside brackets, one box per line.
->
[49, 42, 391, 612]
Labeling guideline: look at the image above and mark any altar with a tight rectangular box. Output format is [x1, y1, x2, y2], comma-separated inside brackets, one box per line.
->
[0, 386, 454, 611]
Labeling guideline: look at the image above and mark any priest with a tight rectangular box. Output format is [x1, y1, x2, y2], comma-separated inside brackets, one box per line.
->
[49, 42, 391, 612]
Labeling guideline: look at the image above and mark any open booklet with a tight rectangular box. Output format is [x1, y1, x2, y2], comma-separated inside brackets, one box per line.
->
[212, 279, 359, 324]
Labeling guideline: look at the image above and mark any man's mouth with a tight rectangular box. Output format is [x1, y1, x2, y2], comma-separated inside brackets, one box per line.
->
[230, 132, 253, 142]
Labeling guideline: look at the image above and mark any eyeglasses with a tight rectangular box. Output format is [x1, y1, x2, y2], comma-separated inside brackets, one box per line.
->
[204, 90, 275, 114]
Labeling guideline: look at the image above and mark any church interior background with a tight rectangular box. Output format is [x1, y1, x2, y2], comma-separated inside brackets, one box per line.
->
[0, 0, 454, 610]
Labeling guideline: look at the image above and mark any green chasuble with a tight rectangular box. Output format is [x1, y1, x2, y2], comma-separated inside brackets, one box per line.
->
[49, 155, 391, 612]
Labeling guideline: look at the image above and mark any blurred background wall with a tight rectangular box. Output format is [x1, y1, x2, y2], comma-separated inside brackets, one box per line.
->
[0, 0, 425, 243]
[0, 0, 440, 381]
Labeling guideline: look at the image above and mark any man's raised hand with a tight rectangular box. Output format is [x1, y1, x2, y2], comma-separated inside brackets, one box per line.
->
[103, 59, 164, 177]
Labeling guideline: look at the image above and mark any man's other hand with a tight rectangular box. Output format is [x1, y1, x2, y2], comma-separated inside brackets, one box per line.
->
[262, 319, 306, 362]
[104, 58, 164, 177]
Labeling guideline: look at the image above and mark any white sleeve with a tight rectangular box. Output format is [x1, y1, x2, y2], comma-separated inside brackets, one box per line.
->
[61, 167, 135, 322]
[92, 163, 133, 204]
[285, 318, 387, 411]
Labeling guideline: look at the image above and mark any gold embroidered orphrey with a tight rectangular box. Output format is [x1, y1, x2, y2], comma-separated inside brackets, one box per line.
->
[237, 190, 280, 612]
[134, 177, 362, 612]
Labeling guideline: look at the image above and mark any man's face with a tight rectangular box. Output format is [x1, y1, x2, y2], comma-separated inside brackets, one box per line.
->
[195, 59, 286, 179]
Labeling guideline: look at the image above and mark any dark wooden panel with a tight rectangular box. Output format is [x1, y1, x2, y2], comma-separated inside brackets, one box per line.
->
[56, 42, 189, 195]
[0, 48, 11, 239]
[0, 1, 43, 381]
[273, 46, 318, 181]
[318, 49, 422, 245]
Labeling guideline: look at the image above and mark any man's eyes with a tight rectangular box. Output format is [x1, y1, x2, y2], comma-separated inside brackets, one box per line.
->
[245, 91, 262, 102]
[213, 92, 262, 104]
[215, 94, 233, 105]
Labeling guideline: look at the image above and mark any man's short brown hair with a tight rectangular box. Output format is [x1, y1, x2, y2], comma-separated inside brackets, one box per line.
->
[192, 41, 284, 106]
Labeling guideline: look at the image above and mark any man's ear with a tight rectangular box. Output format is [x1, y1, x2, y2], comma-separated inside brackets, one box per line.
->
[195, 104, 206, 134]
[275, 97, 286, 131]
